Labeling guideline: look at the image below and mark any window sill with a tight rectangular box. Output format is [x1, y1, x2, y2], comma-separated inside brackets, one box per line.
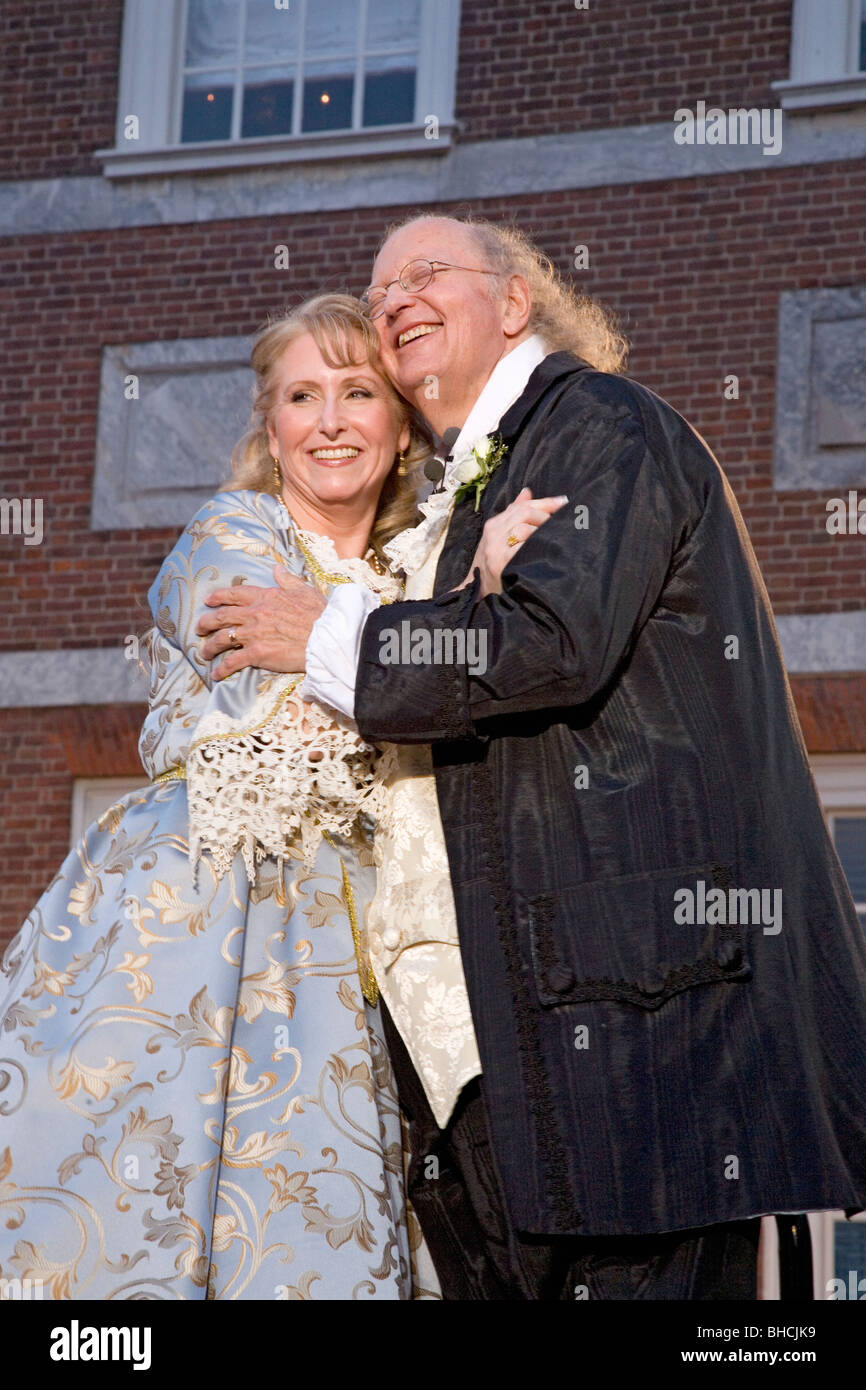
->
[95, 123, 455, 179]
[771, 74, 866, 112]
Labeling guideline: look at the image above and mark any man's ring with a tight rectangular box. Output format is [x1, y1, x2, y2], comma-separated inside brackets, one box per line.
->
[230, 628, 238, 647]
[507, 532, 520, 547]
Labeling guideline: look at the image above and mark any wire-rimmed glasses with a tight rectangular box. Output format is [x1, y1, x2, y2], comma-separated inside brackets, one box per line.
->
[360, 259, 498, 319]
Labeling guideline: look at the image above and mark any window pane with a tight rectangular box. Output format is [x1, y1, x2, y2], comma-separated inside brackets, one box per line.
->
[244, 1, 299, 63]
[181, 74, 233, 142]
[860, 0, 866, 72]
[366, 0, 421, 50]
[185, 0, 238, 69]
[242, 68, 294, 137]
[834, 816, 866, 902]
[302, 60, 354, 132]
[304, 0, 358, 57]
[363, 55, 417, 126]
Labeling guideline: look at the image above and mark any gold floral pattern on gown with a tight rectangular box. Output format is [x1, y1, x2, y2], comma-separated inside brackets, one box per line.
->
[0, 490, 437, 1300]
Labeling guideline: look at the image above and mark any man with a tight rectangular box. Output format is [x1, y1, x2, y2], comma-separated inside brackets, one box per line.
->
[198, 215, 866, 1299]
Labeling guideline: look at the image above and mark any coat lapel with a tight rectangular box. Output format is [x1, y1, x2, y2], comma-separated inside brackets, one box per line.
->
[432, 352, 593, 594]
[432, 485, 486, 592]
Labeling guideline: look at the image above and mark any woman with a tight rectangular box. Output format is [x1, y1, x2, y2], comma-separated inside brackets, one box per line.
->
[0, 295, 434, 1300]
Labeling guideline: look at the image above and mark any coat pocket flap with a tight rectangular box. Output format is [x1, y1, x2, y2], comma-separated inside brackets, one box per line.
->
[523, 862, 752, 1010]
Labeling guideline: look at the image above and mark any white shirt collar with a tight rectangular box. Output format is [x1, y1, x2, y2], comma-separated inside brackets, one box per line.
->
[445, 333, 549, 478]
[382, 334, 550, 579]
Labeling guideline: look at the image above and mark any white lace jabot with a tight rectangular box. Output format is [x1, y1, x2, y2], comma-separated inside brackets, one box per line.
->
[382, 478, 456, 579]
[186, 524, 402, 885]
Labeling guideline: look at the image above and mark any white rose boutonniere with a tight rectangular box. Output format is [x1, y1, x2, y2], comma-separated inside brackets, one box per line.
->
[452, 433, 509, 512]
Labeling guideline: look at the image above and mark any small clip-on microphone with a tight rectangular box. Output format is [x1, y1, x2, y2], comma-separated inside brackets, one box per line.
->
[426, 427, 461, 493]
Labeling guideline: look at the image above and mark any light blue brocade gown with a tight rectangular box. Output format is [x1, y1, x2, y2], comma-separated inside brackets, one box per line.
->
[0, 490, 422, 1300]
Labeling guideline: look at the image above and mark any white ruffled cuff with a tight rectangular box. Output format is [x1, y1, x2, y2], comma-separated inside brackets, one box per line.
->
[301, 582, 383, 720]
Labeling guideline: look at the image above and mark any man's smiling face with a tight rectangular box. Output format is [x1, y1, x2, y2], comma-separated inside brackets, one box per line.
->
[368, 219, 521, 434]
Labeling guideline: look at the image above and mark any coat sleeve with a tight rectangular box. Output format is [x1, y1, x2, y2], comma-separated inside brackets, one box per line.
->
[354, 395, 678, 743]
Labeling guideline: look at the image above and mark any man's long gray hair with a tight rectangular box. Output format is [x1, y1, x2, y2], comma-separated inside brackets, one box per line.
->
[377, 213, 629, 374]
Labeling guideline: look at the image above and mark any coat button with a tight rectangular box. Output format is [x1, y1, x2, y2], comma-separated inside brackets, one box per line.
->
[382, 925, 401, 951]
[719, 943, 744, 972]
[545, 964, 576, 994]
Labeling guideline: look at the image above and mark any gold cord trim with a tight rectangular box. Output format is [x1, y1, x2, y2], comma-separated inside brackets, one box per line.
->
[291, 524, 357, 592]
[153, 765, 186, 784]
[323, 829, 379, 1007]
[289, 518, 396, 601]
[186, 676, 304, 757]
[153, 676, 304, 781]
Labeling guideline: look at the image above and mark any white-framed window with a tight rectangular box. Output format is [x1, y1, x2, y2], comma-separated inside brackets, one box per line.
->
[97, 0, 461, 178]
[811, 756, 866, 1300]
[757, 753, 866, 1300]
[828, 810, 866, 933]
[71, 777, 149, 845]
[772, 0, 866, 111]
[813, 753, 866, 936]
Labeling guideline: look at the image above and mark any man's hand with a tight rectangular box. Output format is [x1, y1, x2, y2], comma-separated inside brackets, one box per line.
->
[196, 566, 326, 681]
[456, 489, 569, 597]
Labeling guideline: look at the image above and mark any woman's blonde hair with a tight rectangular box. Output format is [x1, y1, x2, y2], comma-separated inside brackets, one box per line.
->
[377, 213, 630, 374]
[230, 292, 432, 563]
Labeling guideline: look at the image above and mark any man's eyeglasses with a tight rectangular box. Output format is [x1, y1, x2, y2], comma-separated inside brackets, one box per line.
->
[360, 259, 498, 319]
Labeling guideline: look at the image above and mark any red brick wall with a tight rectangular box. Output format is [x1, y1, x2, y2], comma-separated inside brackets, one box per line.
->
[0, 0, 123, 180]
[0, 0, 794, 181]
[0, 705, 145, 949]
[791, 677, 866, 754]
[455, 0, 792, 142]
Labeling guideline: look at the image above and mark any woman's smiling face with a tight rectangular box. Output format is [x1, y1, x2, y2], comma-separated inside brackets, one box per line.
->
[266, 331, 410, 517]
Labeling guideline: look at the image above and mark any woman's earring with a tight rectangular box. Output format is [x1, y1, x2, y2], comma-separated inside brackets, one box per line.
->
[272, 456, 282, 494]
[396, 449, 408, 477]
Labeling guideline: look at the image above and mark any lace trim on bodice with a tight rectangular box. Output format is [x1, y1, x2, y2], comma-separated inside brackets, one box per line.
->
[187, 526, 402, 885]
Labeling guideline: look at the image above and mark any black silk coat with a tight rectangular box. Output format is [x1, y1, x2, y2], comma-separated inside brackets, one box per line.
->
[354, 351, 866, 1237]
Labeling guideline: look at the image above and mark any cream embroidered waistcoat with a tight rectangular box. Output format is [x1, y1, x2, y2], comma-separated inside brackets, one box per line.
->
[366, 526, 482, 1129]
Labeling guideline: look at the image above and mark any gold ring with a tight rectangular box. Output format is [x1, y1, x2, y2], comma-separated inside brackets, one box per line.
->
[230, 628, 238, 647]
[507, 532, 520, 547]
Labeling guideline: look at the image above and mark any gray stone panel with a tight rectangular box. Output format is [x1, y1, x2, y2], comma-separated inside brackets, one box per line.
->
[0, 648, 149, 707]
[775, 612, 866, 673]
[92, 335, 254, 530]
[1, 611, 862, 709]
[3, 114, 866, 238]
[774, 287, 866, 491]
